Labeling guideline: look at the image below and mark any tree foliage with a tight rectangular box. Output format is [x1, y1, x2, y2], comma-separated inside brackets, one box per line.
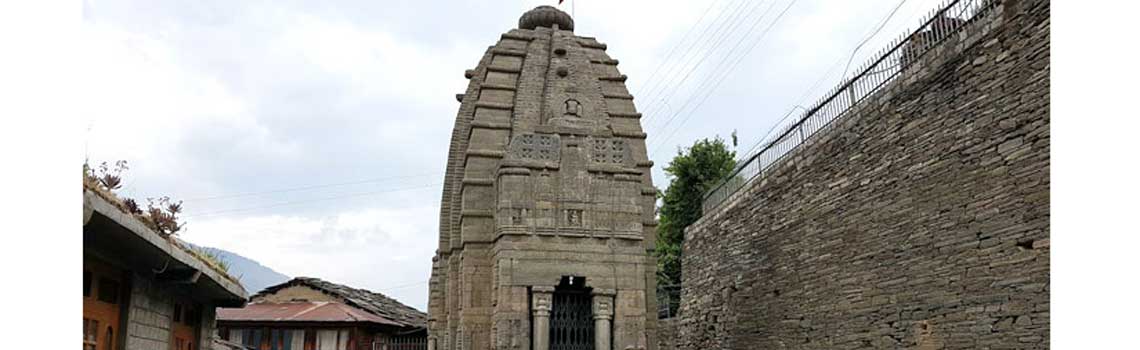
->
[654, 138, 736, 288]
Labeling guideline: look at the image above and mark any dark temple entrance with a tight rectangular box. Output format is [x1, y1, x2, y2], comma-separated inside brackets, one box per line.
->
[550, 276, 594, 350]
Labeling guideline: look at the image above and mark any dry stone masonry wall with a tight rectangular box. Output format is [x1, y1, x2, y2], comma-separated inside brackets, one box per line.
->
[673, 0, 1049, 349]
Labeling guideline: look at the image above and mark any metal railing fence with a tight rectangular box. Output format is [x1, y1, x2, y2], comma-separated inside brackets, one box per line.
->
[380, 335, 428, 350]
[657, 284, 682, 319]
[702, 0, 999, 213]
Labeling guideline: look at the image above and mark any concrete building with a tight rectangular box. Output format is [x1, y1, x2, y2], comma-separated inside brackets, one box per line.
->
[217, 277, 427, 350]
[83, 189, 248, 350]
[429, 6, 657, 350]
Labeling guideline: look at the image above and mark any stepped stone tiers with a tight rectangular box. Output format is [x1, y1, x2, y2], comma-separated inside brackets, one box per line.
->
[428, 6, 657, 350]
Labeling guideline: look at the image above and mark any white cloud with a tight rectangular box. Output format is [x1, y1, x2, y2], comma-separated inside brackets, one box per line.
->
[185, 205, 438, 309]
[275, 12, 475, 109]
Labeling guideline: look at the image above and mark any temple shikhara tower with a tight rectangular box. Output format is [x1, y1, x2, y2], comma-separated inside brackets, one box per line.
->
[429, 5, 658, 350]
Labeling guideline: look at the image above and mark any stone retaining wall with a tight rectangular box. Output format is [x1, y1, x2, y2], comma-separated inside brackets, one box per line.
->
[656, 318, 679, 350]
[672, 0, 1049, 348]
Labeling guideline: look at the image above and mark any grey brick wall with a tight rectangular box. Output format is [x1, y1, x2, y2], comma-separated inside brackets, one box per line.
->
[125, 273, 222, 350]
[126, 274, 174, 350]
[671, 0, 1049, 349]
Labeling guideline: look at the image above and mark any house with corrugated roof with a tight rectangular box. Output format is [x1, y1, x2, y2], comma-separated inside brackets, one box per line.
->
[217, 277, 426, 350]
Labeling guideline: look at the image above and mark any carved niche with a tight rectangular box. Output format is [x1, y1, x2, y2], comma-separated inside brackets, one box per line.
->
[565, 209, 583, 227]
[564, 99, 581, 117]
[548, 96, 599, 129]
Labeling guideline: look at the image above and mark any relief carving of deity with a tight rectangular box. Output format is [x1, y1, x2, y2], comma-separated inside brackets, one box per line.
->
[564, 99, 581, 118]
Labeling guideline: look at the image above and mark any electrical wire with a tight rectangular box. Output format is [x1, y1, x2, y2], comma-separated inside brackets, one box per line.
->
[740, 0, 919, 160]
[649, 0, 799, 156]
[647, 0, 784, 145]
[375, 279, 430, 292]
[183, 172, 442, 202]
[631, 0, 722, 98]
[739, 56, 849, 159]
[641, 0, 766, 128]
[651, 0, 922, 159]
[184, 182, 442, 219]
[740, 105, 807, 159]
[639, 0, 757, 125]
[637, 0, 748, 121]
[839, 0, 910, 82]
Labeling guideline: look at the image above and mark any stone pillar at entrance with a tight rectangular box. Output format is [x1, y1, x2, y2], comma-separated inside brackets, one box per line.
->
[592, 289, 615, 350]
[532, 286, 554, 350]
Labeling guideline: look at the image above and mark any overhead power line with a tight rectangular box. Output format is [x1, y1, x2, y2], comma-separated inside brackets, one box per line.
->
[376, 280, 430, 292]
[649, 0, 800, 156]
[638, 0, 757, 125]
[184, 173, 437, 202]
[647, 0, 784, 145]
[640, 0, 764, 127]
[631, 0, 722, 98]
[739, 57, 846, 159]
[184, 182, 442, 219]
[740, 105, 807, 158]
[839, 0, 910, 81]
[637, 0, 747, 120]
[740, 0, 918, 160]
[651, 0, 924, 161]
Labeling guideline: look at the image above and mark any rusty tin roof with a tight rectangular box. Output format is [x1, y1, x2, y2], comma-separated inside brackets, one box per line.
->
[217, 301, 402, 326]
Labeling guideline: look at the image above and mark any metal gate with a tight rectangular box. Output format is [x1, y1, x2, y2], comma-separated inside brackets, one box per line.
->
[550, 286, 594, 350]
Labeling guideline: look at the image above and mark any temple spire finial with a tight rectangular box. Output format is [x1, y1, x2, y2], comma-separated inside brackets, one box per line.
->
[519, 5, 574, 31]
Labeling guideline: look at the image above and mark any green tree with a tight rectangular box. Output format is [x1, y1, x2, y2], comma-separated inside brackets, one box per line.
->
[655, 137, 736, 289]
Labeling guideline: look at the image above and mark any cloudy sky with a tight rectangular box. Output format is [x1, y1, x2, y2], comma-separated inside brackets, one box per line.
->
[79, 0, 947, 310]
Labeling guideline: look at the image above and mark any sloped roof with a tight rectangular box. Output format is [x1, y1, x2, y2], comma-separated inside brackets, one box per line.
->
[251, 277, 426, 328]
[212, 337, 254, 350]
[217, 301, 402, 327]
[84, 190, 247, 306]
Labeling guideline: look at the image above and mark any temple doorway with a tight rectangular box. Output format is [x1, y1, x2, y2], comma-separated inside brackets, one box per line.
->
[550, 276, 594, 350]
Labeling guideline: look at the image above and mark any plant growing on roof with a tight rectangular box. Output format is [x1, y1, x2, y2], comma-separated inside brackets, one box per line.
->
[83, 160, 185, 236]
[187, 245, 230, 274]
[146, 196, 184, 235]
[84, 160, 128, 191]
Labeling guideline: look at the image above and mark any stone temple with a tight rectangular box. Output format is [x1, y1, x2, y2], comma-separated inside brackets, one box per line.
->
[428, 5, 658, 350]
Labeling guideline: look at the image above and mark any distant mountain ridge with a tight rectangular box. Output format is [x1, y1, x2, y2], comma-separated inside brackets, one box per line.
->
[184, 242, 291, 295]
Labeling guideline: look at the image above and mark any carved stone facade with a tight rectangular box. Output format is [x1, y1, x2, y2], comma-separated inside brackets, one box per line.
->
[429, 6, 657, 350]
